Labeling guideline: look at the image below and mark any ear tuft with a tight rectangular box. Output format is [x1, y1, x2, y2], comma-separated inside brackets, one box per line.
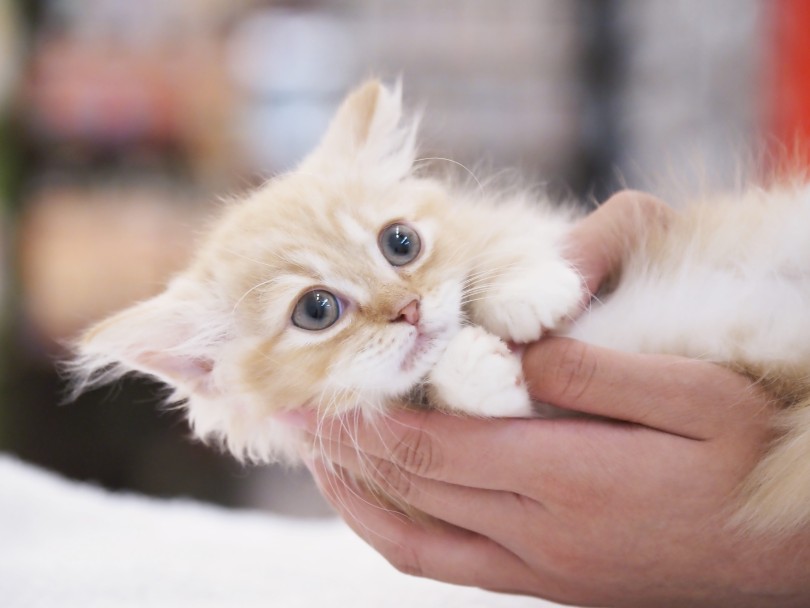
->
[68, 280, 230, 400]
[300, 78, 418, 180]
[339, 78, 385, 145]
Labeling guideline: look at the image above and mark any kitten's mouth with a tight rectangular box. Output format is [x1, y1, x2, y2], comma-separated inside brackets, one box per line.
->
[402, 328, 442, 372]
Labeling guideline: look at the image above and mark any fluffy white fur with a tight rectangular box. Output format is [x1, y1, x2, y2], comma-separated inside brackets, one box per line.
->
[72, 80, 810, 535]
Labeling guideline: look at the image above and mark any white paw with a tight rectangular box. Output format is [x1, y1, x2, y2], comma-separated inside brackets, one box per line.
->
[429, 326, 532, 417]
[475, 260, 582, 343]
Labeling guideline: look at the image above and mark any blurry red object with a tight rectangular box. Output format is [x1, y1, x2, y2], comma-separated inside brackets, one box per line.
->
[26, 37, 176, 145]
[771, 0, 810, 170]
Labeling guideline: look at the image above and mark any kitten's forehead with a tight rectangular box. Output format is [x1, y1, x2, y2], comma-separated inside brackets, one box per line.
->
[219, 176, 435, 312]
[268, 176, 425, 251]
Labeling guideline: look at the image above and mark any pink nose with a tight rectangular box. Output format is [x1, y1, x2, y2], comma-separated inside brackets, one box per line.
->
[394, 299, 420, 326]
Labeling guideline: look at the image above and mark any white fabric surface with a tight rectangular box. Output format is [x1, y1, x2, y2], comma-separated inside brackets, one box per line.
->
[0, 455, 562, 607]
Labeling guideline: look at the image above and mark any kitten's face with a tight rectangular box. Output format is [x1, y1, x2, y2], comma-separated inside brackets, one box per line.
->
[76, 80, 470, 459]
[204, 171, 466, 414]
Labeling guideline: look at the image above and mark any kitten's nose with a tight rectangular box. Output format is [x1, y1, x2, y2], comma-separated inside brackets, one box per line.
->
[393, 299, 420, 326]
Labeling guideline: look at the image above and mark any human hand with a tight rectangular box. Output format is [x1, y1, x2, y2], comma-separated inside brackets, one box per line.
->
[565, 188, 673, 300]
[288, 191, 810, 606]
[293, 340, 810, 607]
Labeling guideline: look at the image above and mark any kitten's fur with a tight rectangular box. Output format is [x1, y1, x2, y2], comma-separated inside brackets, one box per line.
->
[73, 80, 810, 535]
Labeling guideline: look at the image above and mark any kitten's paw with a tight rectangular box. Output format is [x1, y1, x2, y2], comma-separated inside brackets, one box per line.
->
[429, 326, 532, 417]
[474, 260, 582, 343]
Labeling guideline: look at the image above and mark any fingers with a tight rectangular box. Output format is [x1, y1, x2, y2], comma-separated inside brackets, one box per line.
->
[305, 455, 556, 597]
[294, 408, 544, 491]
[312, 435, 547, 548]
[523, 337, 758, 439]
[568, 190, 673, 297]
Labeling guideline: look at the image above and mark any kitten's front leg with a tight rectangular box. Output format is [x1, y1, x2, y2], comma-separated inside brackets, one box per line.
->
[428, 326, 532, 417]
[468, 253, 583, 343]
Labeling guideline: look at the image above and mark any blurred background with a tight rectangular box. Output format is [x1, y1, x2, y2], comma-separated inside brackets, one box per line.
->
[0, 0, 805, 517]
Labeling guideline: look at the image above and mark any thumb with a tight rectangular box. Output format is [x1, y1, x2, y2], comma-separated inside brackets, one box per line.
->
[567, 190, 673, 297]
[523, 337, 755, 440]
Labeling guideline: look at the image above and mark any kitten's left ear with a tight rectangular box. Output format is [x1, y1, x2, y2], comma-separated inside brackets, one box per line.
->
[300, 79, 418, 180]
[69, 279, 229, 400]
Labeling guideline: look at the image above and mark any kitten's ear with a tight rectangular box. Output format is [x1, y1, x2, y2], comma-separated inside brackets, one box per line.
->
[71, 280, 229, 399]
[300, 79, 418, 179]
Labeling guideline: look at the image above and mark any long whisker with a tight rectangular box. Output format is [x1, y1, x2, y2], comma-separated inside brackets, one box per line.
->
[414, 156, 485, 195]
[217, 246, 278, 269]
[231, 278, 280, 315]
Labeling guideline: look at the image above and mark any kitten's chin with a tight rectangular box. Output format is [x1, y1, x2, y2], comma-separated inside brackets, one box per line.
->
[399, 325, 454, 381]
[401, 332, 438, 373]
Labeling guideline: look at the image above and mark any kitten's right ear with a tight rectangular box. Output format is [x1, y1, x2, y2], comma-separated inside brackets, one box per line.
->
[70, 280, 229, 400]
[299, 79, 418, 180]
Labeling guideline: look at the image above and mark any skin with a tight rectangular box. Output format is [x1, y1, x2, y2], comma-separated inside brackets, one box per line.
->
[288, 191, 810, 607]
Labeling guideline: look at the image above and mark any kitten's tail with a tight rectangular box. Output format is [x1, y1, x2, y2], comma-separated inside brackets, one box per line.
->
[735, 400, 810, 536]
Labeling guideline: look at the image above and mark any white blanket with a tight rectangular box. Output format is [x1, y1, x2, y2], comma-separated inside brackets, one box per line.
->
[0, 455, 563, 607]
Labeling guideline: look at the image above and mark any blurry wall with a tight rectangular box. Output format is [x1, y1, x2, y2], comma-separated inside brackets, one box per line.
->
[616, 0, 767, 199]
[0, 0, 796, 516]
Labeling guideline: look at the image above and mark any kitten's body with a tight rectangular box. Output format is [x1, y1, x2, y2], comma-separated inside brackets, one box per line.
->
[74, 81, 810, 534]
[573, 188, 810, 532]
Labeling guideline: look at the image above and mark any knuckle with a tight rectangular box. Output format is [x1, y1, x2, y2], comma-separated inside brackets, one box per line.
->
[373, 457, 417, 504]
[385, 543, 424, 578]
[389, 421, 440, 478]
[603, 188, 653, 211]
[553, 340, 598, 403]
[604, 189, 674, 229]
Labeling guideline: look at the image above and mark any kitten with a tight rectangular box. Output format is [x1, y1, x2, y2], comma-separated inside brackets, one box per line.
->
[72, 80, 810, 535]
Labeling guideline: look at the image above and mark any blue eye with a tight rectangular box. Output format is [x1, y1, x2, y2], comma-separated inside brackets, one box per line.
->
[379, 223, 421, 266]
[292, 290, 340, 331]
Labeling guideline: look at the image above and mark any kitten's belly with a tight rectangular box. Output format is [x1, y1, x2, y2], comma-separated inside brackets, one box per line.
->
[564, 268, 810, 367]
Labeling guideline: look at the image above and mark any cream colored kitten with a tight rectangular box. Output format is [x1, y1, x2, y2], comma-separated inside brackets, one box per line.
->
[73, 80, 810, 535]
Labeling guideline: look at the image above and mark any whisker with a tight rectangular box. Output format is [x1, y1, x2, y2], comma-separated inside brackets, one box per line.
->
[414, 156, 485, 195]
[231, 277, 281, 315]
[217, 246, 278, 269]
